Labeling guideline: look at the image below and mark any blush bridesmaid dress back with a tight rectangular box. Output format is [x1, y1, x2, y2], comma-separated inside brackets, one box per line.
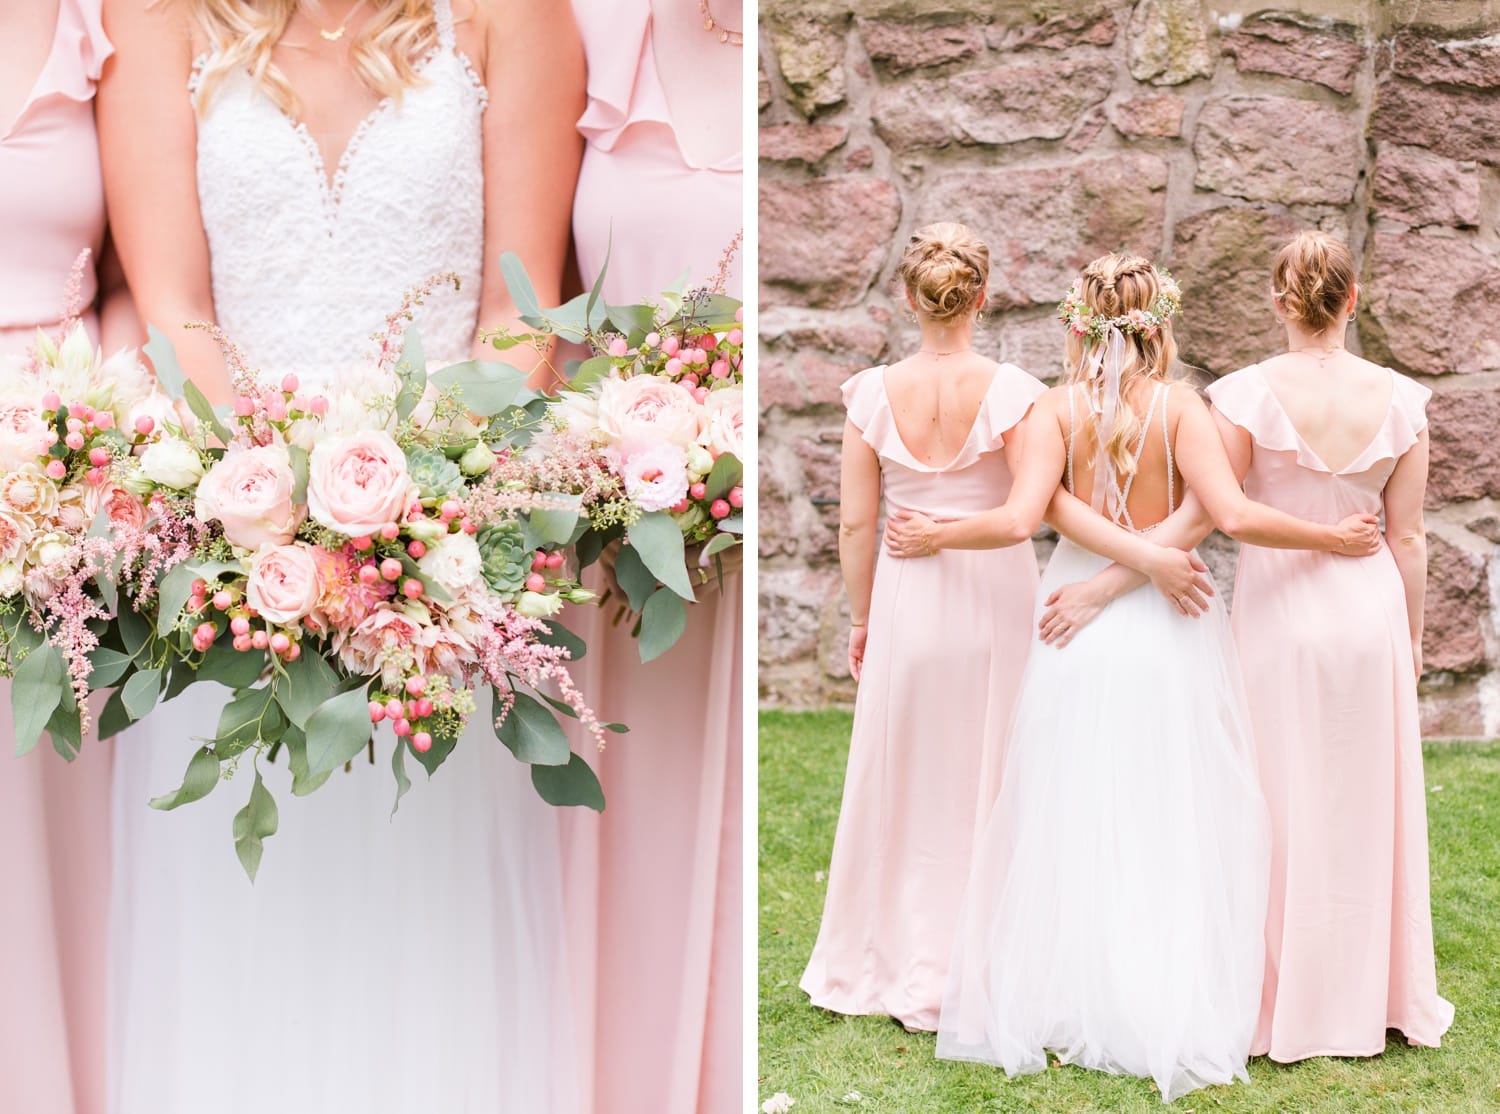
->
[1207, 364, 1454, 1061]
[799, 361, 1043, 1032]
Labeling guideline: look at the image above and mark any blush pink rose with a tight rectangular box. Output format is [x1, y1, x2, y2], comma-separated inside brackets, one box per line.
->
[596, 375, 702, 448]
[700, 386, 743, 460]
[246, 544, 323, 626]
[0, 403, 50, 471]
[306, 430, 412, 537]
[92, 483, 147, 534]
[196, 444, 303, 550]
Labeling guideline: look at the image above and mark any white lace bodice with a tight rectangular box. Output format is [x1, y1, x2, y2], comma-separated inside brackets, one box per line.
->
[192, 0, 486, 389]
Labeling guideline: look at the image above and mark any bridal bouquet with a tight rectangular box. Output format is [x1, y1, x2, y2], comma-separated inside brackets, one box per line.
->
[487, 251, 745, 661]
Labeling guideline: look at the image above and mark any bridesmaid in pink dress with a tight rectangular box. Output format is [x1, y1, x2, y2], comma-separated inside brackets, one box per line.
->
[0, 1, 130, 1110]
[564, 2, 742, 1112]
[1205, 231, 1454, 1060]
[800, 225, 1044, 1032]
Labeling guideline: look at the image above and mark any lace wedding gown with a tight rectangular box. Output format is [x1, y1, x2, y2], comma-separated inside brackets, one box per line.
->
[936, 384, 1272, 1103]
[107, 6, 577, 1111]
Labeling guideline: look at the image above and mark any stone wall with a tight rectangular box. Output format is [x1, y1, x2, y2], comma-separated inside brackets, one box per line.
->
[757, 0, 1500, 737]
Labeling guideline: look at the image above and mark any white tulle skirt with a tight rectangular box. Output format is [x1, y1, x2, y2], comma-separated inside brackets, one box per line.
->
[936, 539, 1271, 1103]
[108, 683, 578, 1114]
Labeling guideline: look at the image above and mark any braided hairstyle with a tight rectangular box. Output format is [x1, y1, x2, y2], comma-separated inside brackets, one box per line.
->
[898, 223, 989, 325]
[1272, 230, 1356, 334]
[1063, 253, 1177, 480]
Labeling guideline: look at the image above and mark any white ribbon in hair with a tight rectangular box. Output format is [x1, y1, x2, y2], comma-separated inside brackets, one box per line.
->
[1081, 324, 1128, 520]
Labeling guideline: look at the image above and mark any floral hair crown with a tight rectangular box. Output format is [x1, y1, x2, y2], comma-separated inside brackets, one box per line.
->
[1057, 269, 1182, 344]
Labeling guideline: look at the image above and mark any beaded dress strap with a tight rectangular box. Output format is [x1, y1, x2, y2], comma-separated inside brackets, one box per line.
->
[1066, 385, 1077, 496]
[435, 0, 456, 50]
[1163, 384, 1175, 515]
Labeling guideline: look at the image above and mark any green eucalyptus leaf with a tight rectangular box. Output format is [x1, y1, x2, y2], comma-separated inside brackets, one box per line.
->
[703, 452, 742, 502]
[530, 753, 605, 811]
[627, 512, 692, 599]
[156, 559, 242, 637]
[117, 605, 151, 655]
[200, 637, 270, 690]
[394, 329, 428, 422]
[585, 232, 611, 333]
[639, 588, 688, 663]
[97, 688, 132, 740]
[526, 495, 582, 547]
[87, 646, 134, 688]
[287, 444, 310, 504]
[278, 646, 339, 730]
[703, 532, 739, 559]
[604, 302, 656, 339]
[429, 360, 534, 417]
[183, 379, 232, 444]
[12, 645, 67, 757]
[233, 769, 279, 881]
[410, 724, 458, 777]
[390, 737, 412, 816]
[569, 356, 614, 391]
[494, 690, 570, 766]
[717, 514, 743, 535]
[612, 543, 657, 612]
[121, 666, 163, 721]
[45, 702, 82, 761]
[286, 729, 334, 797]
[500, 252, 542, 318]
[144, 325, 186, 400]
[149, 746, 222, 811]
[304, 685, 374, 778]
[214, 685, 276, 749]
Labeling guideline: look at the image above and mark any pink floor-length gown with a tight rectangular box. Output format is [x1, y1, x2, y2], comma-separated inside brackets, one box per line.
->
[800, 363, 1044, 1032]
[564, 5, 743, 1113]
[1207, 365, 1455, 1061]
[0, 2, 114, 1112]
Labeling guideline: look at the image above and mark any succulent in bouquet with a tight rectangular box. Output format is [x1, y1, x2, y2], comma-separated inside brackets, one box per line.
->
[482, 246, 745, 663]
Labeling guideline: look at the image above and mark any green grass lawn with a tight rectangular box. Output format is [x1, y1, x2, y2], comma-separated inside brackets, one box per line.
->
[758, 710, 1500, 1113]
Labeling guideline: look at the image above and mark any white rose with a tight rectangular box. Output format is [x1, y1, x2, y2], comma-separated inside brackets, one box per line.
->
[551, 391, 601, 435]
[416, 532, 484, 598]
[700, 386, 743, 460]
[139, 437, 205, 489]
[516, 590, 564, 619]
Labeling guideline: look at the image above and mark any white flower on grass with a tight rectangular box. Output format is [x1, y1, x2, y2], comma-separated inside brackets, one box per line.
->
[761, 1094, 795, 1114]
[838, 1092, 863, 1104]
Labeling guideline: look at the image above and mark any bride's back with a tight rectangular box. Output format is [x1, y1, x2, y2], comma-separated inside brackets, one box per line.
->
[1058, 377, 1184, 532]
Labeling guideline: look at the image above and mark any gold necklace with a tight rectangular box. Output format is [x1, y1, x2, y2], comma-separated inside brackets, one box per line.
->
[308, 0, 368, 42]
[698, 0, 743, 46]
[919, 347, 971, 358]
[1288, 342, 1346, 365]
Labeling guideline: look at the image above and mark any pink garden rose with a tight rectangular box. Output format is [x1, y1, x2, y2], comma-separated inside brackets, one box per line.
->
[88, 482, 147, 534]
[700, 386, 743, 460]
[246, 544, 323, 626]
[306, 430, 412, 537]
[196, 444, 303, 550]
[0, 402, 50, 471]
[597, 374, 702, 449]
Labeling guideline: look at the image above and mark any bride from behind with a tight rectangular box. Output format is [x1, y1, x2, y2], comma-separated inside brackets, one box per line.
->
[97, 1, 584, 1110]
[887, 254, 1382, 1101]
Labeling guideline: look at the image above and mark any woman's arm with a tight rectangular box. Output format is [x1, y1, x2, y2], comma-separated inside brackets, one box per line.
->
[473, 0, 586, 390]
[839, 421, 881, 681]
[97, 0, 229, 402]
[1383, 429, 1430, 679]
[1174, 387, 1380, 553]
[96, 232, 142, 353]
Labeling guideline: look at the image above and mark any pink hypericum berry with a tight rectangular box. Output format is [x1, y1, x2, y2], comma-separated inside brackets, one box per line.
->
[45, 459, 66, 479]
[531, 552, 548, 572]
[525, 573, 547, 594]
[192, 632, 213, 653]
[661, 335, 680, 357]
[285, 643, 300, 661]
[194, 621, 217, 640]
[93, 411, 114, 431]
[460, 517, 477, 535]
[233, 634, 253, 652]
[401, 578, 424, 599]
[380, 558, 403, 581]
[369, 701, 387, 723]
[212, 590, 232, 611]
[689, 482, 707, 501]
[85, 467, 104, 485]
[728, 486, 744, 509]
[411, 731, 433, 753]
[232, 396, 255, 417]
[384, 698, 405, 720]
[89, 447, 110, 467]
[681, 373, 699, 389]
[308, 395, 329, 416]
[406, 540, 427, 559]
[710, 499, 732, 519]
[393, 718, 412, 738]
[711, 359, 731, 380]
[439, 499, 461, 520]
[133, 415, 155, 436]
[64, 431, 85, 451]
[665, 358, 683, 376]
[692, 387, 709, 404]
[412, 697, 434, 719]
[251, 630, 270, 650]
[269, 633, 290, 654]
[281, 373, 300, 393]
[187, 593, 206, 613]
[545, 552, 564, 570]
[191, 579, 208, 596]
[727, 328, 743, 345]
[644, 331, 661, 348]
[230, 616, 250, 636]
[41, 391, 61, 411]
[735, 306, 744, 322]
[381, 522, 401, 541]
[44, 429, 59, 447]
[670, 498, 691, 514]
[607, 336, 629, 358]
[405, 675, 427, 697]
[264, 398, 288, 422]
[350, 534, 373, 550]
[358, 563, 381, 586]
[65, 417, 83, 433]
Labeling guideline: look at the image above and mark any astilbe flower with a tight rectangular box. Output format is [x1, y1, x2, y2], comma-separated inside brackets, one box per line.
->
[28, 534, 118, 732]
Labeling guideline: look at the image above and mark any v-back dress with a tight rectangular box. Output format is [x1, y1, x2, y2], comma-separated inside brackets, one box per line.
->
[799, 362, 1044, 1032]
[0, 3, 114, 1111]
[1207, 365, 1454, 1062]
[936, 382, 1272, 1103]
[107, 6, 577, 1111]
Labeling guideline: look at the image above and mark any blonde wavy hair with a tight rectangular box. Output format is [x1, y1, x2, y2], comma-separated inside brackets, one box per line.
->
[183, 0, 441, 115]
[897, 223, 990, 324]
[1063, 253, 1178, 480]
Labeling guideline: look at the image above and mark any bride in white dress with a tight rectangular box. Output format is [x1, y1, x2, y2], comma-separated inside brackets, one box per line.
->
[97, 2, 584, 1109]
[886, 254, 1383, 1101]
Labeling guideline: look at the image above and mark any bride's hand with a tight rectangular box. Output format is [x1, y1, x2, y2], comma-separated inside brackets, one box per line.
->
[1144, 548, 1214, 617]
[848, 624, 868, 681]
[1037, 581, 1108, 647]
[885, 511, 940, 558]
[1333, 513, 1382, 557]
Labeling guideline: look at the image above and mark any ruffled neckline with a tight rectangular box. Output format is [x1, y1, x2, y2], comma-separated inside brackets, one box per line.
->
[842, 363, 1045, 474]
[576, 6, 741, 173]
[1206, 363, 1430, 475]
[0, 0, 111, 143]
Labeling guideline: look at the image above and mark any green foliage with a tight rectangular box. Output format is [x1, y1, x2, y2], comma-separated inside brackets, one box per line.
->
[476, 521, 532, 596]
[406, 445, 465, 501]
[494, 689, 570, 766]
[531, 753, 604, 811]
[11, 643, 67, 757]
